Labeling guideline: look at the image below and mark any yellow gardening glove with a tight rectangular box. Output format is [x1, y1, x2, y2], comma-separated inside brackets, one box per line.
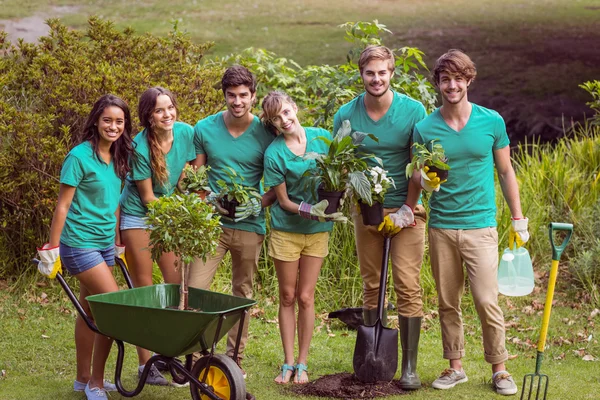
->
[377, 216, 402, 236]
[115, 244, 128, 270]
[420, 166, 446, 192]
[36, 243, 62, 279]
[508, 217, 530, 250]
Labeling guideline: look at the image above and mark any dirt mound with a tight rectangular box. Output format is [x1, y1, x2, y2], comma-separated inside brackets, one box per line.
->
[292, 373, 407, 399]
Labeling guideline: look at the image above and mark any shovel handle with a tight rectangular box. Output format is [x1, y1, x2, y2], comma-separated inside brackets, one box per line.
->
[377, 237, 391, 321]
[548, 222, 573, 261]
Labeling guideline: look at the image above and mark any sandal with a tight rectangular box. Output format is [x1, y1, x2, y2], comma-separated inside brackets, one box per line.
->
[293, 363, 309, 384]
[275, 363, 295, 384]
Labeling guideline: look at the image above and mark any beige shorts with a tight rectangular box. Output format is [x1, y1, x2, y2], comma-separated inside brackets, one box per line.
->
[268, 230, 329, 262]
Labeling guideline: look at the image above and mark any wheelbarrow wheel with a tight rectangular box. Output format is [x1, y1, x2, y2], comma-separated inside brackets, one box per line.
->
[190, 354, 245, 400]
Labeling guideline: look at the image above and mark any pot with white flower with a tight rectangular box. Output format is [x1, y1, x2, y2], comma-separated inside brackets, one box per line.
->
[353, 166, 395, 226]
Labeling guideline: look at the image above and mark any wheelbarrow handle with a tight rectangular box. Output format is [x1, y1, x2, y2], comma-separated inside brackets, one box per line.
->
[548, 222, 573, 261]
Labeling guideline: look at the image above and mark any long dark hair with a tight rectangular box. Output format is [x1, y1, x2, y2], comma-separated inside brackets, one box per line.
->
[137, 87, 178, 186]
[80, 94, 133, 180]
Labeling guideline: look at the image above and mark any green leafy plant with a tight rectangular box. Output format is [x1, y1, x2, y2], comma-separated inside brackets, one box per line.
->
[304, 120, 380, 194]
[146, 193, 221, 310]
[180, 164, 211, 193]
[405, 139, 450, 178]
[580, 80, 600, 126]
[216, 167, 255, 204]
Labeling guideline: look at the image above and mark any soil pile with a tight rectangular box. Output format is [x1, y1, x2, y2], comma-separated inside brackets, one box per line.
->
[292, 373, 406, 398]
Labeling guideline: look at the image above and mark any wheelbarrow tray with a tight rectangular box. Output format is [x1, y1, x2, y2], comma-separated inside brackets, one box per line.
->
[86, 284, 255, 357]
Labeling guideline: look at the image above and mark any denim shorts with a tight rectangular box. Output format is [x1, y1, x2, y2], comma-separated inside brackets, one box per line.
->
[59, 243, 115, 275]
[120, 213, 149, 230]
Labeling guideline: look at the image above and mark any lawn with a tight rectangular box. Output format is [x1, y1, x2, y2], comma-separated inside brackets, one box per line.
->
[0, 273, 598, 400]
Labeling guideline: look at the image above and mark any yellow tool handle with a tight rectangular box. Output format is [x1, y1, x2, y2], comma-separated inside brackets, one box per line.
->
[537, 259, 560, 352]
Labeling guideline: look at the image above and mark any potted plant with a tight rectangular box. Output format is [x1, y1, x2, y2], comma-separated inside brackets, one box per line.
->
[353, 166, 395, 226]
[304, 120, 379, 214]
[405, 139, 450, 181]
[180, 164, 211, 199]
[215, 167, 255, 217]
[146, 193, 222, 310]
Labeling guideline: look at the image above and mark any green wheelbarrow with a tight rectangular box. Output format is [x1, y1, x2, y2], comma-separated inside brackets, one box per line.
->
[43, 257, 255, 400]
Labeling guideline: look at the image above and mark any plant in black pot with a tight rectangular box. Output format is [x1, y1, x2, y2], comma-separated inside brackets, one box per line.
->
[405, 139, 450, 182]
[215, 167, 255, 218]
[353, 165, 395, 226]
[303, 120, 379, 214]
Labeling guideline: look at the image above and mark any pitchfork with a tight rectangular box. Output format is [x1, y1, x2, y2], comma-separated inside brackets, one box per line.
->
[521, 222, 573, 400]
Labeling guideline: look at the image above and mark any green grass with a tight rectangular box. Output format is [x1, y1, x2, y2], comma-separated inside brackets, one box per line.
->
[0, 277, 598, 399]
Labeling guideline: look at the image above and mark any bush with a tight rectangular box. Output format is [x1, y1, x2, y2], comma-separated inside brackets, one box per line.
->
[0, 17, 223, 277]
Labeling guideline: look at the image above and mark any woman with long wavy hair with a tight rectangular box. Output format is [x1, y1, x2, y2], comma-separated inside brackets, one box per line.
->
[40, 94, 133, 399]
[119, 87, 196, 384]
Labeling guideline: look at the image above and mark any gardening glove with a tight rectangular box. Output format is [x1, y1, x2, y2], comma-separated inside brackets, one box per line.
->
[299, 200, 347, 223]
[233, 191, 263, 222]
[36, 243, 62, 279]
[115, 244, 128, 269]
[420, 166, 445, 192]
[205, 191, 228, 215]
[390, 204, 415, 228]
[509, 217, 530, 250]
[377, 217, 402, 237]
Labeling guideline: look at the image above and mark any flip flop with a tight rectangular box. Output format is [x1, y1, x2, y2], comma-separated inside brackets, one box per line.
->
[275, 363, 295, 384]
[293, 363, 309, 384]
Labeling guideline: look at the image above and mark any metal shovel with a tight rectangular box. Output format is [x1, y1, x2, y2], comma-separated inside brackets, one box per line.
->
[353, 236, 398, 383]
[521, 222, 573, 400]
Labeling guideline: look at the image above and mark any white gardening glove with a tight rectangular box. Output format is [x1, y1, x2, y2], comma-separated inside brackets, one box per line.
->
[389, 204, 415, 228]
[420, 166, 444, 192]
[509, 217, 530, 250]
[299, 200, 347, 223]
[115, 244, 128, 269]
[205, 191, 228, 215]
[233, 191, 263, 222]
[36, 243, 62, 279]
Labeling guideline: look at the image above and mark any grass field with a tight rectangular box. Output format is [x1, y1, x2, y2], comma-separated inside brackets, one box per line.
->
[0, 277, 598, 400]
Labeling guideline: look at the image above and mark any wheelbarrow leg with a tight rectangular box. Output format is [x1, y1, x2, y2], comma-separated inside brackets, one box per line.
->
[232, 309, 248, 361]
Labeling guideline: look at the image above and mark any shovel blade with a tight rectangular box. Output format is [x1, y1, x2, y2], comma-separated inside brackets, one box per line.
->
[352, 321, 398, 383]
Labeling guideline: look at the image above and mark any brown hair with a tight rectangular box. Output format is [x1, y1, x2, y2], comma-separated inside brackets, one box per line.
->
[137, 87, 178, 186]
[358, 45, 395, 74]
[260, 90, 296, 135]
[433, 49, 477, 86]
[221, 65, 257, 94]
[80, 94, 134, 180]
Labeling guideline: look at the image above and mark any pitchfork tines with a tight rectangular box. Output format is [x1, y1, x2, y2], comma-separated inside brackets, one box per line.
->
[521, 352, 549, 400]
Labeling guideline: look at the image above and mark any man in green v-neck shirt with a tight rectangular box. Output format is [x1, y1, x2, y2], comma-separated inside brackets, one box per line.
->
[414, 49, 529, 396]
[189, 66, 275, 382]
[333, 45, 427, 390]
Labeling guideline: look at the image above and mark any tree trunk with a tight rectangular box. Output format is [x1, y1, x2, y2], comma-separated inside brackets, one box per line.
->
[178, 262, 188, 310]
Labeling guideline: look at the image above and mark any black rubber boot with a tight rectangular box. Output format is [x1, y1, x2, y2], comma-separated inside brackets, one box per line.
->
[362, 307, 388, 327]
[398, 316, 422, 390]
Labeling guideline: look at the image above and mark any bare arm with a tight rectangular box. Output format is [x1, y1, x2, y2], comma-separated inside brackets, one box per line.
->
[176, 162, 190, 193]
[272, 183, 300, 214]
[115, 206, 121, 245]
[494, 146, 524, 218]
[261, 188, 277, 209]
[135, 178, 159, 206]
[404, 146, 422, 209]
[48, 184, 76, 247]
[191, 153, 207, 168]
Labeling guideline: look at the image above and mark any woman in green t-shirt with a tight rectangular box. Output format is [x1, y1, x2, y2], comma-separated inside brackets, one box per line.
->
[119, 87, 196, 382]
[261, 91, 346, 385]
[40, 94, 134, 399]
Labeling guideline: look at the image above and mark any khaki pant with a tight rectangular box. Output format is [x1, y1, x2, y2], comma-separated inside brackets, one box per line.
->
[354, 205, 426, 317]
[188, 227, 264, 358]
[429, 227, 508, 364]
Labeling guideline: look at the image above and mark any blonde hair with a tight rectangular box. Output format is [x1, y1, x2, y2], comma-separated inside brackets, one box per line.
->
[433, 49, 477, 86]
[260, 91, 296, 134]
[358, 45, 395, 74]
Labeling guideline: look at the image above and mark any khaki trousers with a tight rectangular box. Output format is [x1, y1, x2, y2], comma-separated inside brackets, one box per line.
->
[188, 227, 264, 358]
[354, 205, 426, 317]
[429, 227, 508, 364]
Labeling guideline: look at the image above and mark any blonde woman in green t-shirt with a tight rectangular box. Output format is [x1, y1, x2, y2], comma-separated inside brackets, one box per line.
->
[262, 91, 346, 385]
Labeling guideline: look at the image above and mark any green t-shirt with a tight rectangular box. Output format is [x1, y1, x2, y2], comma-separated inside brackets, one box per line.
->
[120, 121, 196, 217]
[413, 103, 510, 229]
[264, 127, 334, 234]
[59, 141, 121, 249]
[194, 112, 275, 234]
[333, 91, 427, 208]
